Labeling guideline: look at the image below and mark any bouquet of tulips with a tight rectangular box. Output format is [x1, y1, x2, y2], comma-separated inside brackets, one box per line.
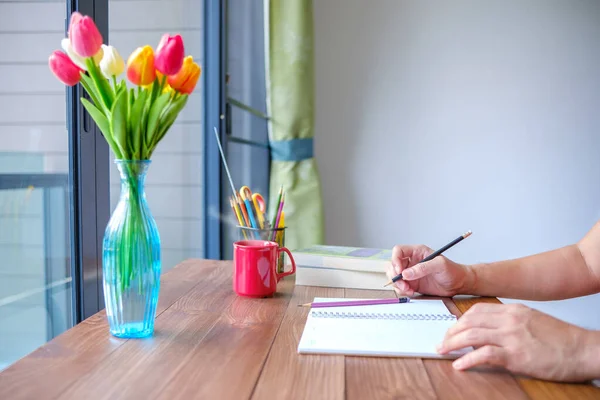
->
[48, 12, 202, 298]
[48, 12, 201, 161]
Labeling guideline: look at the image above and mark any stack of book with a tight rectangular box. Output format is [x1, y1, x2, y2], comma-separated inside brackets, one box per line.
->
[290, 245, 391, 290]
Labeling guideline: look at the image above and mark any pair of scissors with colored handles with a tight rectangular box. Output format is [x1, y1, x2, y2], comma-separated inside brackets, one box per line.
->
[239, 186, 266, 229]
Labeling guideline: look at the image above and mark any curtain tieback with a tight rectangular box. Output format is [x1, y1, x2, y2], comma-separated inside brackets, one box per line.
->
[269, 138, 314, 161]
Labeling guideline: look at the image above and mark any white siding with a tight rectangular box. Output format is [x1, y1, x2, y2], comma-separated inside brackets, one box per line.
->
[108, 0, 204, 273]
[0, 0, 203, 368]
[0, 0, 66, 368]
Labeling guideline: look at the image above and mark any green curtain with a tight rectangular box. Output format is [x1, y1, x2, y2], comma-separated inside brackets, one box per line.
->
[264, 0, 324, 250]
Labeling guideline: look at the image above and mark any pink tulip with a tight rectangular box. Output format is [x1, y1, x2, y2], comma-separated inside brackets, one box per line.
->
[48, 50, 83, 86]
[68, 12, 103, 58]
[154, 34, 184, 76]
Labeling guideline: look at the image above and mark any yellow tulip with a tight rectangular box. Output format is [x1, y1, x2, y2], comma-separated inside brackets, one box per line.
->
[126, 45, 156, 86]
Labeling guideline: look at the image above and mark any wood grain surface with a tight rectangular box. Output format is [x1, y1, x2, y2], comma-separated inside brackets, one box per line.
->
[0, 259, 598, 400]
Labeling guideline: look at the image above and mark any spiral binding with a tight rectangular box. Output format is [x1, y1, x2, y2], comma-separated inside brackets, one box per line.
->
[310, 310, 457, 321]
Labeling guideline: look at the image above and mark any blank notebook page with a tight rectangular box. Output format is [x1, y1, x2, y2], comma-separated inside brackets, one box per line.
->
[297, 298, 471, 359]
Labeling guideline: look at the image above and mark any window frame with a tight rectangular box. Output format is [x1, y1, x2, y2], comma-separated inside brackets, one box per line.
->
[67, 0, 110, 322]
[203, 0, 226, 260]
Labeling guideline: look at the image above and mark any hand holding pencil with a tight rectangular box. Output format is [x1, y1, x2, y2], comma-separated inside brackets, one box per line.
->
[386, 232, 474, 298]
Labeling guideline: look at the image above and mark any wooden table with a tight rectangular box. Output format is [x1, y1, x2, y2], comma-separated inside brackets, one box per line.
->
[1, 260, 598, 399]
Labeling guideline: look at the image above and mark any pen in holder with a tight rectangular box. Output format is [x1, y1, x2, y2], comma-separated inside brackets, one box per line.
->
[237, 226, 287, 273]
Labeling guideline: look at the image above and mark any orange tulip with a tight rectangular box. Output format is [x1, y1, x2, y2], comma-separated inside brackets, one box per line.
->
[167, 56, 201, 94]
[126, 46, 156, 86]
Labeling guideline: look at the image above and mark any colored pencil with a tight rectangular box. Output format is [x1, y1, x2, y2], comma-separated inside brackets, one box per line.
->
[230, 197, 248, 239]
[275, 211, 285, 244]
[238, 195, 251, 228]
[383, 231, 473, 287]
[244, 197, 259, 229]
[271, 193, 285, 241]
[269, 186, 283, 234]
[298, 297, 410, 308]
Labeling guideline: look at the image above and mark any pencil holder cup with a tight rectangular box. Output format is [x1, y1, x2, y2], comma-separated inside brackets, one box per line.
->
[237, 226, 287, 273]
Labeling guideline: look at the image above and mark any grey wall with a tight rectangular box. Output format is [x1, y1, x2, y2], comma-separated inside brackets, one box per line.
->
[313, 0, 600, 326]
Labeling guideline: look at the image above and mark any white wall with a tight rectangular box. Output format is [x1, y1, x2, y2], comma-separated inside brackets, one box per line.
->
[313, 0, 600, 327]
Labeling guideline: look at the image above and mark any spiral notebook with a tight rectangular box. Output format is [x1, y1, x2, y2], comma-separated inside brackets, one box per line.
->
[297, 298, 471, 359]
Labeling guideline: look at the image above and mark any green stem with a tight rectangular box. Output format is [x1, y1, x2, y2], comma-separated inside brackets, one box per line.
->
[85, 58, 114, 110]
[159, 75, 167, 93]
[112, 75, 118, 92]
[117, 163, 152, 294]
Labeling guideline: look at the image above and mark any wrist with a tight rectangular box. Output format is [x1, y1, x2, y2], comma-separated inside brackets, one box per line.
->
[577, 329, 600, 380]
[458, 264, 478, 295]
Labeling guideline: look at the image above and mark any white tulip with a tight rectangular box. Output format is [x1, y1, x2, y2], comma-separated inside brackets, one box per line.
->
[61, 38, 103, 71]
[99, 44, 125, 78]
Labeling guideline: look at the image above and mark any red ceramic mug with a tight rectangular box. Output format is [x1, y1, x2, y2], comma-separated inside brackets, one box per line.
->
[233, 240, 296, 297]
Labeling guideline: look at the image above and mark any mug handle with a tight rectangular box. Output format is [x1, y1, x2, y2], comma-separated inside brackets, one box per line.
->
[276, 246, 296, 281]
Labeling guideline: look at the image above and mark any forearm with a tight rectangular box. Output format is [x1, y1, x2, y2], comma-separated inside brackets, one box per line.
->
[462, 244, 600, 300]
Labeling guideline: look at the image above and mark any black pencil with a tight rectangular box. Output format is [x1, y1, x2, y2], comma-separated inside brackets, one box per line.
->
[383, 231, 472, 287]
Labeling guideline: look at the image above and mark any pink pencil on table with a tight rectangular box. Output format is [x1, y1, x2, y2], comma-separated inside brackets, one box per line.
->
[270, 192, 285, 241]
[298, 297, 410, 308]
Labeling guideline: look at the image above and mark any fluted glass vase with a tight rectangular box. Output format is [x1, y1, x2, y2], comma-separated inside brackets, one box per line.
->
[102, 160, 161, 338]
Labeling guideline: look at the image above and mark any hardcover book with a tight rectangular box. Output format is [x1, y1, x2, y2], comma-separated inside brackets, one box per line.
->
[291, 245, 392, 290]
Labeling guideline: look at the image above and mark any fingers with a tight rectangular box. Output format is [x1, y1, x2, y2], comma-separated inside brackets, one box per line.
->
[391, 245, 432, 271]
[445, 305, 505, 338]
[386, 266, 415, 296]
[394, 280, 415, 296]
[438, 327, 502, 354]
[452, 345, 507, 371]
[401, 257, 445, 281]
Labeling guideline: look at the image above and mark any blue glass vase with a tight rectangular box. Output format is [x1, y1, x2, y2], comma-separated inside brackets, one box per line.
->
[102, 160, 161, 338]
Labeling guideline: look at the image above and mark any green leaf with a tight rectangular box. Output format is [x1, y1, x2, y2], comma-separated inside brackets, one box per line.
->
[149, 80, 160, 107]
[130, 90, 148, 159]
[127, 88, 134, 137]
[147, 95, 188, 157]
[81, 97, 122, 159]
[156, 95, 188, 144]
[145, 92, 171, 151]
[115, 80, 127, 99]
[81, 97, 110, 136]
[85, 59, 114, 110]
[110, 89, 129, 159]
[79, 73, 105, 114]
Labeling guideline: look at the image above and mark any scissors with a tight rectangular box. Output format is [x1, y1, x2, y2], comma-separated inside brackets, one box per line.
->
[251, 193, 267, 229]
[239, 186, 266, 229]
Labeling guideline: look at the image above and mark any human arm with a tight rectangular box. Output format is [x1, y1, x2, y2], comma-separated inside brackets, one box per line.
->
[388, 221, 600, 300]
[465, 221, 600, 300]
